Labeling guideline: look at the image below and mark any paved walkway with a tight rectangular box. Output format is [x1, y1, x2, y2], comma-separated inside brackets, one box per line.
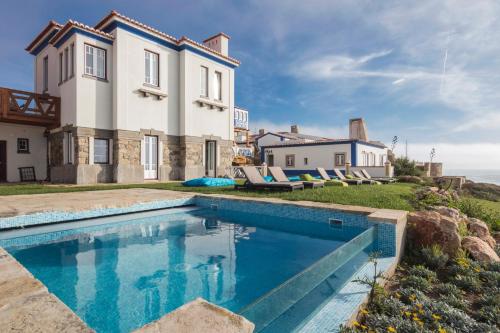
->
[0, 189, 195, 218]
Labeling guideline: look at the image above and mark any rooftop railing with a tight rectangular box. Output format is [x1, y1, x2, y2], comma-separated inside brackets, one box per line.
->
[0, 87, 60, 129]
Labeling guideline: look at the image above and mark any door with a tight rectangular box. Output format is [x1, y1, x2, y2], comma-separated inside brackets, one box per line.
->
[0, 141, 6, 182]
[144, 136, 158, 180]
[205, 140, 216, 177]
[267, 154, 274, 167]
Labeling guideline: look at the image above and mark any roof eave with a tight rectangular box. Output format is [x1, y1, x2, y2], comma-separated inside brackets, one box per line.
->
[25, 20, 63, 53]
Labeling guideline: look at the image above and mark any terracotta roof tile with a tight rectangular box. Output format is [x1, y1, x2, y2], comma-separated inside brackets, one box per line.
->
[49, 20, 114, 46]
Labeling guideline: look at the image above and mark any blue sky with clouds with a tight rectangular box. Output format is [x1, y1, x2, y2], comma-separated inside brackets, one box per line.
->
[1, 0, 499, 169]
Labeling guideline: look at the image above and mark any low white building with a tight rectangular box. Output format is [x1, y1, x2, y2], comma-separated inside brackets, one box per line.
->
[260, 119, 391, 177]
[1, 10, 240, 183]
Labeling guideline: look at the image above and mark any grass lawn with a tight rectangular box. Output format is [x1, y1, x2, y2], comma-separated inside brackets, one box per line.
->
[0, 182, 417, 211]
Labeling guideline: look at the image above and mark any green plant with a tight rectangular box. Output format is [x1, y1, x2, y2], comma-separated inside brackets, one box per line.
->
[451, 197, 500, 232]
[394, 157, 423, 177]
[397, 175, 423, 184]
[353, 252, 386, 303]
[401, 275, 432, 292]
[451, 274, 482, 292]
[433, 283, 464, 297]
[407, 265, 437, 281]
[476, 305, 500, 326]
[420, 245, 449, 270]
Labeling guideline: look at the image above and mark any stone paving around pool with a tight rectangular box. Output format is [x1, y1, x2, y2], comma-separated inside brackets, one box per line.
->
[0, 188, 408, 332]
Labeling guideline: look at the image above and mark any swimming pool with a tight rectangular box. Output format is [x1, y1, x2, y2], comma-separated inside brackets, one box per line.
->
[0, 197, 398, 333]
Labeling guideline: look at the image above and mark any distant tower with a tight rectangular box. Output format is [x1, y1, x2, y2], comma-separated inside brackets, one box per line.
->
[349, 118, 369, 141]
[203, 32, 230, 56]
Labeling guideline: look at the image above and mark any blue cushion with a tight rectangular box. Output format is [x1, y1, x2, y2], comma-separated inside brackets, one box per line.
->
[263, 176, 274, 182]
[182, 177, 235, 187]
[288, 176, 301, 181]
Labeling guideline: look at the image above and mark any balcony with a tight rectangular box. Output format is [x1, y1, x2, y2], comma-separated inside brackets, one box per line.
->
[0, 87, 60, 129]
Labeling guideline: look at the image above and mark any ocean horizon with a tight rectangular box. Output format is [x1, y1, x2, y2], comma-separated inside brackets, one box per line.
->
[445, 169, 500, 186]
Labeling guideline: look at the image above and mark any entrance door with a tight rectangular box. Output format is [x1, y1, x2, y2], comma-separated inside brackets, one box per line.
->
[205, 141, 216, 177]
[0, 141, 6, 182]
[144, 136, 158, 180]
[267, 154, 274, 167]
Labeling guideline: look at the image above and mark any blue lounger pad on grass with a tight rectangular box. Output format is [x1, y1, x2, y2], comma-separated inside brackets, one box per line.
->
[182, 177, 235, 187]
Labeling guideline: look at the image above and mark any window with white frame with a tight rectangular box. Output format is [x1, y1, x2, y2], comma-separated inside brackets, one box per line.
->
[59, 52, 63, 84]
[42, 56, 48, 92]
[64, 47, 69, 81]
[285, 154, 295, 167]
[94, 139, 109, 164]
[85, 44, 106, 79]
[70, 43, 75, 78]
[335, 153, 346, 166]
[144, 50, 159, 86]
[214, 71, 222, 100]
[304, 157, 308, 165]
[200, 66, 208, 97]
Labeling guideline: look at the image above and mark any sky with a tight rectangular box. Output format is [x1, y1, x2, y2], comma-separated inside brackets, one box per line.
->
[1, 0, 499, 170]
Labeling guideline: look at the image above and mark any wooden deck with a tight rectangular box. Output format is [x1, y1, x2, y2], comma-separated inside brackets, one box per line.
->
[0, 87, 60, 128]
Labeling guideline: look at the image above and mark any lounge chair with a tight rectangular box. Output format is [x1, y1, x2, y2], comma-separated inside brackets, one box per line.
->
[360, 169, 397, 184]
[237, 166, 304, 191]
[352, 170, 380, 185]
[331, 168, 364, 185]
[315, 168, 350, 186]
[268, 167, 324, 189]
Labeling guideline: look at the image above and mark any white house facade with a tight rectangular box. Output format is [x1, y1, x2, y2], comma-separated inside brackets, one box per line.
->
[0, 11, 240, 183]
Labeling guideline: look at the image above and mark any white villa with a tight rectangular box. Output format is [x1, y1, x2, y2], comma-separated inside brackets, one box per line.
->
[0, 11, 240, 183]
[259, 118, 392, 177]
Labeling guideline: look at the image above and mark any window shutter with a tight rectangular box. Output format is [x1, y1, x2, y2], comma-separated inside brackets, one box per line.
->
[108, 139, 113, 165]
[88, 137, 94, 165]
[140, 139, 145, 165]
[158, 140, 163, 166]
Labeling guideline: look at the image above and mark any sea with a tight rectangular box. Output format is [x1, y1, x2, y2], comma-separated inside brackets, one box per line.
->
[445, 169, 500, 186]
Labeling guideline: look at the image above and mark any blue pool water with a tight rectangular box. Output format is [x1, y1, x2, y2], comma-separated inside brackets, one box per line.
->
[1, 206, 369, 333]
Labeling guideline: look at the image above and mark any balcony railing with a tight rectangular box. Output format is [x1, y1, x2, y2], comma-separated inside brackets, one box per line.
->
[0, 87, 60, 128]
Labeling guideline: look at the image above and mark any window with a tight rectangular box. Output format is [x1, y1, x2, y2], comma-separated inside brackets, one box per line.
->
[42, 56, 48, 92]
[214, 71, 222, 100]
[200, 66, 208, 97]
[335, 153, 346, 166]
[85, 44, 106, 79]
[94, 139, 109, 164]
[64, 47, 69, 81]
[70, 43, 75, 78]
[304, 157, 308, 165]
[285, 154, 295, 167]
[380, 154, 385, 166]
[65, 132, 74, 164]
[145, 50, 159, 86]
[59, 52, 63, 84]
[17, 138, 30, 154]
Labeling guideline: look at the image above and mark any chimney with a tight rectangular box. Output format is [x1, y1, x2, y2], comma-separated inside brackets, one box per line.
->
[349, 118, 369, 141]
[259, 129, 265, 135]
[290, 125, 299, 134]
[203, 32, 230, 56]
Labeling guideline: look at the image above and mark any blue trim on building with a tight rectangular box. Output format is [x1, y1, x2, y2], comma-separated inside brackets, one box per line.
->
[53, 27, 114, 49]
[351, 142, 357, 166]
[260, 148, 265, 163]
[261, 139, 385, 150]
[30, 30, 59, 55]
[102, 20, 238, 69]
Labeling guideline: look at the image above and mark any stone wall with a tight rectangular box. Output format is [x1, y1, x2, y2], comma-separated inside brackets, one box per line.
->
[218, 140, 234, 177]
[114, 130, 143, 183]
[48, 131, 64, 167]
[160, 135, 182, 181]
[180, 136, 204, 180]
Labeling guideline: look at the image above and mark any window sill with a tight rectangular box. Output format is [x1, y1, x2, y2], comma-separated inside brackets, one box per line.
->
[82, 74, 109, 83]
[138, 88, 168, 100]
[196, 98, 228, 111]
[143, 83, 161, 90]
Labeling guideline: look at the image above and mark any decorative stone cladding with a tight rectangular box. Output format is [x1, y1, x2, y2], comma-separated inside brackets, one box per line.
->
[47, 127, 235, 183]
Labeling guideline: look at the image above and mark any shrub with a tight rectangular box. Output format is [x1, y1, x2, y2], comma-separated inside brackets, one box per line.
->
[407, 265, 437, 281]
[394, 157, 423, 177]
[401, 275, 432, 292]
[370, 296, 408, 317]
[478, 270, 500, 289]
[364, 314, 426, 333]
[433, 283, 464, 297]
[441, 294, 468, 311]
[451, 198, 500, 232]
[397, 175, 423, 184]
[420, 245, 449, 270]
[476, 305, 500, 326]
[450, 274, 482, 292]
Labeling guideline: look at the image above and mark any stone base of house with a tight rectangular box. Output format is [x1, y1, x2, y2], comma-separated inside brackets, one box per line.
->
[47, 126, 234, 184]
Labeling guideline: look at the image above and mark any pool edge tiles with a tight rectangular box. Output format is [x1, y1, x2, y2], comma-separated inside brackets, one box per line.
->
[0, 197, 195, 230]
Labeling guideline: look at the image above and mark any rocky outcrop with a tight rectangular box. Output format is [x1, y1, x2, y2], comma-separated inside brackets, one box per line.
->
[467, 218, 496, 249]
[461, 236, 499, 263]
[407, 211, 462, 256]
[432, 206, 462, 220]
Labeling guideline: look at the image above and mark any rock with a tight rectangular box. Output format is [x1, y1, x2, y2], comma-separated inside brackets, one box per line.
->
[407, 211, 461, 256]
[467, 218, 496, 249]
[134, 298, 255, 333]
[462, 236, 500, 263]
[432, 206, 461, 220]
[494, 232, 500, 244]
